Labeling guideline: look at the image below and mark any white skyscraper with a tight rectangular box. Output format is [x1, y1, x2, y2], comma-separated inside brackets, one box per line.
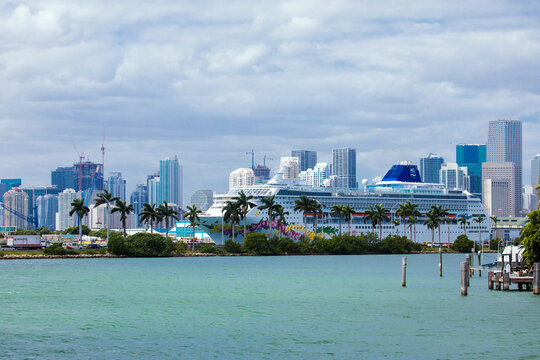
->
[439, 163, 469, 191]
[482, 162, 518, 217]
[106, 172, 126, 201]
[299, 163, 330, 188]
[56, 188, 80, 231]
[280, 157, 300, 179]
[229, 168, 255, 190]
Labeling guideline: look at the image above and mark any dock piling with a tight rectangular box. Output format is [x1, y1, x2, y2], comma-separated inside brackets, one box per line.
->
[488, 271, 494, 289]
[465, 256, 470, 287]
[534, 263, 540, 295]
[439, 247, 442, 277]
[402, 257, 407, 287]
[503, 272, 510, 291]
[461, 262, 468, 296]
[477, 252, 481, 277]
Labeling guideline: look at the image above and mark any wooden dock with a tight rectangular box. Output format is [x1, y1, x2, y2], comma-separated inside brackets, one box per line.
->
[488, 271, 534, 291]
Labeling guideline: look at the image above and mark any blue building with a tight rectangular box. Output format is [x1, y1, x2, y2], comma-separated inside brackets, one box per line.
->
[51, 167, 75, 191]
[0, 178, 22, 199]
[291, 150, 317, 172]
[456, 144, 486, 197]
[419, 153, 444, 184]
[159, 156, 183, 207]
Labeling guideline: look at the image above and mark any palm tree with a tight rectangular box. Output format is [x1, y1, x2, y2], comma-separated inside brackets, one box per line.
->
[294, 195, 313, 237]
[397, 201, 418, 238]
[430, 205, 449, 246]
[311, 200, 323, 235]
[94, 189, 120, 245]
[444, 217, 452, 250]
[490, 216, 498, 240]
[275, 205, 289, 239]
[330, 205, 344, 236]
[259, 196, 279, 236]
[185, 204, 202, 250]
[423, 210, 438, 246]
[223, 200, 240, 242]
[139, 203, 159, 233]
[458, 215, 468, 236]
[233, 191, 257, 237]
[111, 200, 133, 241]
[392, 219, 400, 234]
[473, 215, 486, 251]
[408, 216, 418, 242]
[157, 201, 179, 239]
[342, 205, 354, 235]
[364, 204, 390, 240]
[69, 198, 89, 246]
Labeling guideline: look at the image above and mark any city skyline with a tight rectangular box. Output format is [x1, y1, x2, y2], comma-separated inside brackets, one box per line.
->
[1, 1, 539, 199]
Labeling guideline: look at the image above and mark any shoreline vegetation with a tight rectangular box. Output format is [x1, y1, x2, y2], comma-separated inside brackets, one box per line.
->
[1, 231, 500, 260]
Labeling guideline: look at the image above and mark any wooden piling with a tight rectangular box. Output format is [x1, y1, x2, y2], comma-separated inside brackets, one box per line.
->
[439, 247, 442, 277]
[465, 257, 470, 286]
[470, 253, 474, 275]
[495, 272, 501, 290]
[461, 262, 468, 296]
[503, 272, 510, 291]
[488, 271, 494, 290]
[477, 252, 481, 277]
[402, 257, 407, 287]
[534, 262, 540, 295]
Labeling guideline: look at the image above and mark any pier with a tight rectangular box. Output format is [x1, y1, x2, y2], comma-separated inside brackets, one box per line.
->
[487, 262, 539, 293]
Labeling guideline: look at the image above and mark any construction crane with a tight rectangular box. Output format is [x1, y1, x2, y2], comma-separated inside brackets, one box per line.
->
[3, 204, 38, 230]
[101, 127, 106, 190]
[70, 136, 85, 191]
[263, 155, 274, 167]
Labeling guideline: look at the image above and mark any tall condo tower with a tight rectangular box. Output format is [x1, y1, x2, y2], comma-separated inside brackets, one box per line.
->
[332, 148, 357, 188]
[159, 156, 183, 208]
[291, 150, 317, 172]
[106, 172, 126, 202]
[419, 153, 444, 183]
[483, 119, 522, 217]
[532, 154, 540, 186]
[456, 144, 486, 198]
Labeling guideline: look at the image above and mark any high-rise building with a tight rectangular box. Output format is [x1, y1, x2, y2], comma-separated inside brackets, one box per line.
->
[456, 144, 486, 197]
[439, 163, 469, 191]
[419, 153, 444, 183]
[36, 194, 58, 230]
[106, 172, 126, 201]
[159, 156, 183, 207]
[291, 150, 317, 172]
[190, 190, 214, 212]
[3, 188, 31, 230]
[332, 148, 357, 188]
[56, 188, 80, 231]
[253, 165, 271, 184]
[532, 154, 540, 186]
[482, 162, 519, 217]
[280, 157, 300, 179]
[0, 178, 22, 199]
[51, 167, 75, 191]
[147, 175, 160, 205]
[299, 163, 330, 188]
[74, 161, 104, 191]
[485, 119, 522, 215]
[20, 186, 61, 216]
[229, 168, 255, 190]
[130, 184, 148, 227]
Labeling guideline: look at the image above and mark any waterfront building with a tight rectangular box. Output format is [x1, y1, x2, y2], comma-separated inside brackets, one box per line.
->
[51, 167, 75, 191]
[253, 165, 271, 184]
[456, 144, 486, 197]
[56, 188, 80, 231]
[419, 153, 444, 183]
[74, 161, 104, 192]
[147, 174, 160, 205]
[280, 157, 300, 179]
[482, 162, 519, 217]
[159, 156, 183, 208]
[291, 150, 317, 172]
[36, 194, 58, 230]
[439, 163, 469, 191]
[332, 148, 357, 188]
[532, 154, 540, 186]
[485, 119, 522, 216]
[299, 162, 330, 188]
[190, 190, 214, 212]
[130, 184, 148, 227]
[229, 168, 255, 190]
[106, 172, 126, 201]
[2, 188, 31, 230]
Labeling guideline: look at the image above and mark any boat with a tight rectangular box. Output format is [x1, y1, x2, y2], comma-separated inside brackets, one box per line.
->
[199, 162, 491, 244]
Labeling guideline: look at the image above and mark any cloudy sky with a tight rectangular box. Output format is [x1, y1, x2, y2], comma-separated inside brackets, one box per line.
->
[2, 0, 540, 202]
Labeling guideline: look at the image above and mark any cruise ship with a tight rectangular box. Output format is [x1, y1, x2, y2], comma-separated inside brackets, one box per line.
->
[199, 163, 491, 244]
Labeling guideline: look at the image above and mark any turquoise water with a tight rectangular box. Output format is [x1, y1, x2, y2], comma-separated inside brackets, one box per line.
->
[1, 254, 538, 359]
